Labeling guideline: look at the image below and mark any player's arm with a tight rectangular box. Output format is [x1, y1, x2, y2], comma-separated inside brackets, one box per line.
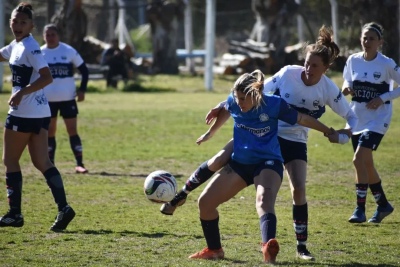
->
[296, 113, 335, 136]
[205, 100, 226, 125]
[76, 62, 89, 102]
[8, 67, 53, 106]
[197, 108, 230, 145]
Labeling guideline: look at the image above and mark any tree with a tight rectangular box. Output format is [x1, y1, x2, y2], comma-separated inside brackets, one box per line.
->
[146, 0, 185, 74]
[249, 0, 299, 70]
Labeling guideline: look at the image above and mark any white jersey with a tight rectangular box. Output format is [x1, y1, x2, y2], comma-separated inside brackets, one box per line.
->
[41, 42, 84, 102]
[343, 52, 400, 135]
[0, 35, 50, 118]
[265, 65, 357, 143]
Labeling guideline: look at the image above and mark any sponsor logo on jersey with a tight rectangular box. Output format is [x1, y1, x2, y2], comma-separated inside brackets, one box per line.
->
[333, 91, 343, 103]
[285, 93, 290, 98]
[31, 50, 41, 55]
[236, 124, 270, 137]
[313, 100, 320, 108]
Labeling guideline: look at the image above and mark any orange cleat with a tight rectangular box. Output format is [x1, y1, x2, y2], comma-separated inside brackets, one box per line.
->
[75, 166, 88, 174]
[188, 247, 224, 260]
[262, 238, 279, 264]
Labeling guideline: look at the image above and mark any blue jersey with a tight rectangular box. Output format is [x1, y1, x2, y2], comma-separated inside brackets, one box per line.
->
[226, 93, 298, 164]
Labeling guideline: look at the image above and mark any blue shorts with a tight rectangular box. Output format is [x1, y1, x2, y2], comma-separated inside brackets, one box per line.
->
[5, 114, 50, 134]
[228, 158, 284, 186]
[49, 100, 79, 119]
[351, 132, 383, 151]
[278, 137, 307, 164]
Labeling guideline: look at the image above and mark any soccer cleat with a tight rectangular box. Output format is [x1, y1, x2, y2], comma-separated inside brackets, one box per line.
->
[262, 238, 279, 264]
[368, 203, 394, 223]
[297, 244, 315, 261]
[50, 205, 75, 232]
[348, 207, 366, 223]
[0, 212, 24, 227]
[188, 247, 224, 260]
[75, 166, 88, 174]
[160, 194, 187, 215]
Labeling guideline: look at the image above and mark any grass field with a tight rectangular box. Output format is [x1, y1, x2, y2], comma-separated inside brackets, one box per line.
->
[0, 74, 399, 267]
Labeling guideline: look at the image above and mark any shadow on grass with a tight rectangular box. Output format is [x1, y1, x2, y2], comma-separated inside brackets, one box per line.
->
[80, 171, 184, 179]
[122, 83, 176, 93]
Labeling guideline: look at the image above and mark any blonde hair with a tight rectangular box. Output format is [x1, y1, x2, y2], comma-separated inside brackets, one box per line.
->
[304, 25, 340, 67]
[231, 69, 265, 109]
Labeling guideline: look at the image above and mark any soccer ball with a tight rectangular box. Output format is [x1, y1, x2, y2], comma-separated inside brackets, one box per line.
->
[144, 170, 177, 203]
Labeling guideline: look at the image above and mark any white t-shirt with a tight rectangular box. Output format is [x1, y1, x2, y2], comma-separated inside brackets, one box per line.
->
[0, 35, 50, 118]
[264, 65, 357, 143]
[41, 42, 84, 102]
[343, 52, 400, 135]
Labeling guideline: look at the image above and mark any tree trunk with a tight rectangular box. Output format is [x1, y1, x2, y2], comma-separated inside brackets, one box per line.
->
[147, 0, 184, 74]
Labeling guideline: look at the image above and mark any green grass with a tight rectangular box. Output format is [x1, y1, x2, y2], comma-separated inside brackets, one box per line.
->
[0, 73, 399, 267]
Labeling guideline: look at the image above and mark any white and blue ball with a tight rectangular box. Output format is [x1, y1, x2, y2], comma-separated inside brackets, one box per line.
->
[144, 170, 177, 203]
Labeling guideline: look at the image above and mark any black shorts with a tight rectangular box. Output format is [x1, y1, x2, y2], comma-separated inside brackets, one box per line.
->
[278, 137, 307, 164]
[228, 158, 284, 186]
[49, 100, 79, 119]
[351, 132, 383, 152]
[5, 114, 50, 134]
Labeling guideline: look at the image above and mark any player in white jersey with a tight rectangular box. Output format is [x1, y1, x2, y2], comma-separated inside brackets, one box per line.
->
[342, 22, 398, 224]
[41, 24, 89, 174]
[161, 25, 357, 261]
[0, 3, 75, 232]
[188, 70, 334, 263]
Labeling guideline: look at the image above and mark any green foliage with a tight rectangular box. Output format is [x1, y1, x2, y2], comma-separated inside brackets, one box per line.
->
[0, 74, 399, 266]
[130, 25, 152, 54]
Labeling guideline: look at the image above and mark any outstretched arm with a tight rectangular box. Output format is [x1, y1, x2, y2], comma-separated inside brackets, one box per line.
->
[197, 108, 231, 145]
[296, 113, 335, 136]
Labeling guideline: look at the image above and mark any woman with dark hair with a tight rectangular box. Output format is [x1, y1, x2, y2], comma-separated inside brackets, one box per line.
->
[0, 2, 75, 232]
[342, 22, 399, 224]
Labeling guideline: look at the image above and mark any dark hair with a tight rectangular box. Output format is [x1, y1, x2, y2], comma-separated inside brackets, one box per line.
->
[43, 24, 59, 34]
[304, 25, 340, 67]
[362, 22, 383, 40]
[13, 2, 34, 20]
[232, 69, 265, 109]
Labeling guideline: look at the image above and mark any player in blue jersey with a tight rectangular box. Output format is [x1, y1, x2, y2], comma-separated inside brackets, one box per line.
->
[162, 25, 358, 260]
[342, 22, 398, 224]
[0, 2, 75, 232]
[187, 70, 335, 263]
[41, 24, 89, 174]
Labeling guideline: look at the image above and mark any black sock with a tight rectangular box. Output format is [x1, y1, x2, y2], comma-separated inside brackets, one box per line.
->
[293, 203, 308, 243]
[6, 172, 23, 214]
[200, 217, 221, 250]
[184, 161, 215, 192]
[48, 137, 56, 164]
[69, 135, 83, 167]
[260, 213, 277, 243]
[356, 183, 368, 211]
[43, 167, 68, 211]
[369, 181, 389, 207]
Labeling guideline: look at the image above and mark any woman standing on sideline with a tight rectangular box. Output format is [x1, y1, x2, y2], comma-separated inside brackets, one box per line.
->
[162, 25, 358, 261]
[342, 22, 398, 223]
[41, 24, 89, 174]
[188, 70, 335, 264]
[0, 2, 75, 232]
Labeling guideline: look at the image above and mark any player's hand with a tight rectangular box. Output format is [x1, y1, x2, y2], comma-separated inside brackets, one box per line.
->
[196, 132, 213, 145]
[324, 128, 339, 143]
[366, 97, 383, 110]
[342, 87, 354, 96]
[8, 90, 23, 107]
[205, 107, 221, 125]
[76, 91, 85, 102]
